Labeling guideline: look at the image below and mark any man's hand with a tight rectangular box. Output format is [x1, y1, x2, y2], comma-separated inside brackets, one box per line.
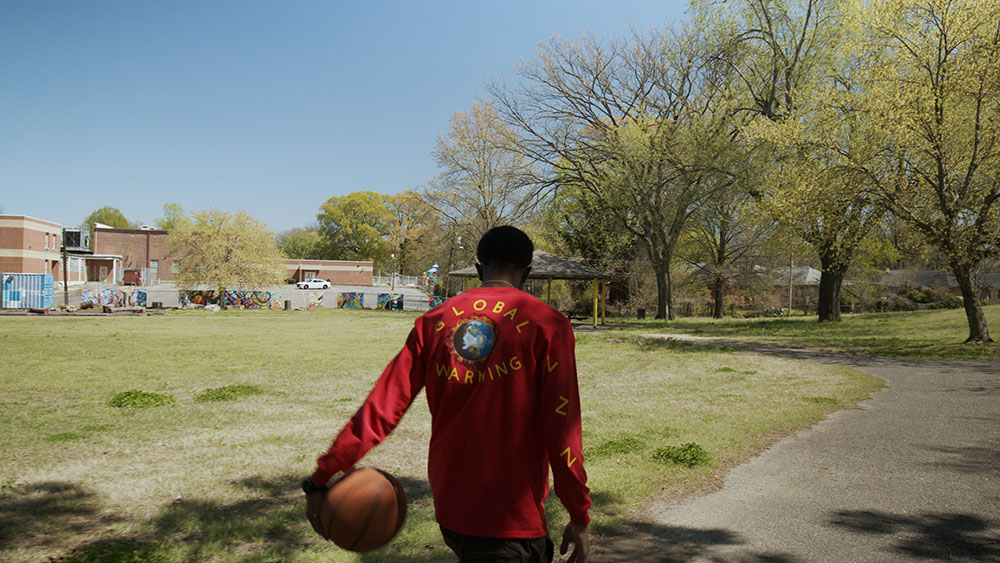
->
[302, 477, 329, 540]
[559, 522, 589, 563]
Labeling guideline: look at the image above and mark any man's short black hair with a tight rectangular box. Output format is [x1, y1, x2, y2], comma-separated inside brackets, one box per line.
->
[477, 226, 534, 270]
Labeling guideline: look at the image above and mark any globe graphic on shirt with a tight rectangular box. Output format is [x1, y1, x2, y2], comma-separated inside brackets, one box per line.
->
[453, 319, 496, 363]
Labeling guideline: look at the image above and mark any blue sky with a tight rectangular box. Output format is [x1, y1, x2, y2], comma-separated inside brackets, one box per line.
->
[1, 1, 688, 232]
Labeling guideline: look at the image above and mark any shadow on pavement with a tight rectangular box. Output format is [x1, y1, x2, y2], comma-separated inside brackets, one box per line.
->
[917, 443, 1000, 475]
[589, 519, 797, 562]
[828, 510, 1000, 560]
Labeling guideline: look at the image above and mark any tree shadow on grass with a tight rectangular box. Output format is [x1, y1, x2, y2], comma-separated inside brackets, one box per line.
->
[12, 473, 443, 562]
[828, 510, 1000, 560]
[0, 481, 123, 553]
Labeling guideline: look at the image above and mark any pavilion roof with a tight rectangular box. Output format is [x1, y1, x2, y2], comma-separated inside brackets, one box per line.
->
[448, 249, 609, 280]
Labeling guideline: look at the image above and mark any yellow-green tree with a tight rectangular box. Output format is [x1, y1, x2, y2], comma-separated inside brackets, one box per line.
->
[170, 209, 285, 295]
[154, 203, 190, 232]
[706, 0, 887, 322]
[854, 0, 1000, 342]
[386, 190, 445, 276]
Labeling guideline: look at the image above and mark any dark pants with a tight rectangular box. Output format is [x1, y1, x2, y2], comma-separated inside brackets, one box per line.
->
[441, 526, 554, 563]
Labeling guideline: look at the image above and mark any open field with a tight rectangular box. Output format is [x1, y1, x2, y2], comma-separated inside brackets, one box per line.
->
[629, 304, 1000, 359]
[0, 309, 880, 562]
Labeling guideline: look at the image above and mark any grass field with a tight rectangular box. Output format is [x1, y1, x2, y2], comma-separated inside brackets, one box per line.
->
[0, 309, 880, 562]
[631, 304, 1000, 359]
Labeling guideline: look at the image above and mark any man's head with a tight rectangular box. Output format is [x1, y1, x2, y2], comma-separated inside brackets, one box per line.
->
[475, 226, 533, 287]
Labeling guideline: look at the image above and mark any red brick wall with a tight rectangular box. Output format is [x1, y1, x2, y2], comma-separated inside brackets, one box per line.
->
[284, 260, 373, 286]
[93, 228, 180, 280]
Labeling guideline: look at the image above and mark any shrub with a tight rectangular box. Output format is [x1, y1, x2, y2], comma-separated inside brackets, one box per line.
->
[109, 390, 174, 409]
[929, 295, 963, 310]
[194, 384, 265, 403]
[653, 442, 710, 467]
[803, 396, 839, 405]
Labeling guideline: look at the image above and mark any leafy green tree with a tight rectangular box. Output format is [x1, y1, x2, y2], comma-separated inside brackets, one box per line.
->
[277, 227, 323, 259]
[154, 203, 191, 231]
[83, 206, 133, 238]
[316, 191, 392, 265]
[169, 209, 285, 295]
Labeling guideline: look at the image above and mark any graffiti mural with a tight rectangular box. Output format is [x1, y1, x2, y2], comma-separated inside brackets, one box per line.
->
[337, 292, 364, 309]
[82, 288, 129, 307]
[429, 295, 446, 309]
[134, 289, 147, 307]
[377, 293, 404, 310]
[309, 292, 324, 308]
[179, 290, 282, 309]
[182, 290, 222, 306]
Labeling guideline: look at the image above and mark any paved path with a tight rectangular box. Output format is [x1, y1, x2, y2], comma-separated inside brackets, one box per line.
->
[592, 342, 1000, 562]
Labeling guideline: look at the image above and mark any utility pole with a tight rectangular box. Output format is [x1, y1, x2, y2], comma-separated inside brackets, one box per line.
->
[62, 231, 69, 306]
[788, 255, 794, 317]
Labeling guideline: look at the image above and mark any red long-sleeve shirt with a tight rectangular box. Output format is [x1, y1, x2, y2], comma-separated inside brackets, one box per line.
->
[312, 286, 591, 538]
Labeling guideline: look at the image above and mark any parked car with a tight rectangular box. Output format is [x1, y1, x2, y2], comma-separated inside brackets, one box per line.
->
[296, 278, 330, 289]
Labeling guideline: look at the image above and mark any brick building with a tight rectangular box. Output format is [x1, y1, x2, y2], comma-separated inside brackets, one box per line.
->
[285, 259, 373, 286]
[0, 215, 63, 279]
[92, 225, 181, 283]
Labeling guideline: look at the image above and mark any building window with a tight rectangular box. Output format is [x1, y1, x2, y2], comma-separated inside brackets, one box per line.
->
[172, 261, 180, 273]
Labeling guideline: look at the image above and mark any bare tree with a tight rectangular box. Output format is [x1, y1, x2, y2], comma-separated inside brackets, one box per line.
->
[424, 102, 543, 245]
[491, 28, 739, 319]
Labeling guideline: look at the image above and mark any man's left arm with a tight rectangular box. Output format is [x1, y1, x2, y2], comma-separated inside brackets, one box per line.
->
[539, 320, 592, 527]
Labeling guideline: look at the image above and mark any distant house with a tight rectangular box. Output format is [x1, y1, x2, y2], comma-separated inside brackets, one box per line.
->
[763, 265, 823, 311]
[285, 259, 373, 286]
[880, 269, 1000, 301]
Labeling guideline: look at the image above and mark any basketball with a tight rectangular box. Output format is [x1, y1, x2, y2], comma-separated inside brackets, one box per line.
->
[320, 467, 407, 552]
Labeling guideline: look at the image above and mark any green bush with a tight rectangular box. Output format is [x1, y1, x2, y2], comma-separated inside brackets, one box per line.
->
[586, 434, 645, 459]
[653, 442, 710, 467]
[803, 396, 839, 405]
[193, 384, 265, 403]
[929, 295, 963, 310]
[109, 390, 174, 409]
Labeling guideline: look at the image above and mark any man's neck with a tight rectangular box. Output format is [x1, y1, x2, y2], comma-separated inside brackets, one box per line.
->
[479, 267, 524, 290]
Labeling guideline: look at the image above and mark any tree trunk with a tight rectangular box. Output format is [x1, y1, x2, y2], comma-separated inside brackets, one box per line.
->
[653, 264, 669, 319]
[713, 278, 725, 319]
[951, 262, 993, 343]
[817, 256, 848, 323]
[665, 259, 675, 320]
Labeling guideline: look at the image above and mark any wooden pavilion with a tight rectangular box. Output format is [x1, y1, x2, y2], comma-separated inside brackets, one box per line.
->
[448, 250, 610, 327]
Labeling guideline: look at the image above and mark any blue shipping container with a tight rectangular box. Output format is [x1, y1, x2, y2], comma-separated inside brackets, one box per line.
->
[1, 273, 55, 309]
